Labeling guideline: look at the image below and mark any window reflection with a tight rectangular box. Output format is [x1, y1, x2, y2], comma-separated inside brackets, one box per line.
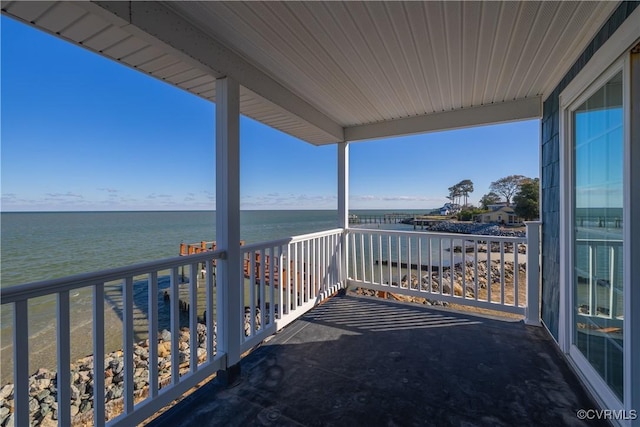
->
[573, 71, 624, 400]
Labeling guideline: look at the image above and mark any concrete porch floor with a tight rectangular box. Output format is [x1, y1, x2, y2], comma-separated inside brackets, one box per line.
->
[148, 293, 606, 427]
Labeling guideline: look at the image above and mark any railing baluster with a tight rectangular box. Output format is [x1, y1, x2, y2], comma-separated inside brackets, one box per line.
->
[500, 241, 505, 304]
[369, 234, 374, 283]
[13, 300, 29, 427]
[397, 235, 402, 287]
[250, 252, 256, 334]
[205, 260, 214, 360]
[305, 241, 310, 302]
[93, 284, 106, 427]
[407, 236, 412, 290]
[428, 238, 432, 293]
[325, 235, 330, 290]
[302, 240, 307, 301]
[148, 272, 159, 395]
[189, 264, 198, 373]
[418, 238, 422, 292]
[327, 235, 331, 292]
[332, 235, 337, 290]
[378, 235, 383, 285]
[449, 238, 454, 296]
[268, 249, 275, 323]
[474, 240, 479, 301]
[286, 244, 291, 313]
[487, 242, 492, 303]
[333, 234, 337, 288]
[439, 239, 443, 294]
[609, 246, 615, 319]
[260, 248, 266, 328]
[514, 247, 519, 308]
[57, 290, 71, 426]
[310, 240, 316, 298]
[320, 237, 325, 294]
[337, 234, 342, 289]
[318, 237, 322, 295]
[387, 236, 392, 287]
[461, 239, 466, 300]
[589, 245, 594, 315]
[170, 268, 180, 384]
[315, 238, 320, 297]
[294, 242, 300, 308]
[350, 233, 357, 281]
[360, 234, 365, 283]
[123, 277, 134, 414]
[278, 245, 285, 318]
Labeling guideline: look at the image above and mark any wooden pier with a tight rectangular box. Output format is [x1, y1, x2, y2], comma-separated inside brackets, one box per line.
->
[347, 214, 449, 230]
[348, 213, 419, 225]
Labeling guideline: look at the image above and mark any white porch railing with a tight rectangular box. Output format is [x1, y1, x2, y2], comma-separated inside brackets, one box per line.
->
[1, 251, 225, 427]
[0, 224, 540, 426]
[0, 229, 346, 427]
[346, 222, 541, 324]
[575, 239, 623, 324]
[239, 228, 345, 352]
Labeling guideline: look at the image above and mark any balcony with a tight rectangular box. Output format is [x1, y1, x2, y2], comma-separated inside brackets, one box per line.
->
[148, 292, 605, 427]
[1, 222, 607, 426]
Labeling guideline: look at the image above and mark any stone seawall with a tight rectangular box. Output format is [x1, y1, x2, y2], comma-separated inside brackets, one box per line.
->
[357, 260, 527, 308]
[427, 221, 526, 237]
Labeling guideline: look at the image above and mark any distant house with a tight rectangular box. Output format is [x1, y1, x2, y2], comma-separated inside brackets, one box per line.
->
[439, 203, 461, 216]
[476, 205, 520, 225]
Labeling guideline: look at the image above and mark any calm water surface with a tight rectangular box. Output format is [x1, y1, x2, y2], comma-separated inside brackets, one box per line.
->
[0, 209, 417, 383]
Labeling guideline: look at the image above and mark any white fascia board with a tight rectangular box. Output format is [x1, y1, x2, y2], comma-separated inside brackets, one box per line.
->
[90, 1, 344, 142]
[344, 97, 542, 142]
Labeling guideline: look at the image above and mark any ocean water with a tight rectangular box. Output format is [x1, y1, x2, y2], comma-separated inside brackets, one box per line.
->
[0, 209, 420, 383]
[0, 210, 423, 288]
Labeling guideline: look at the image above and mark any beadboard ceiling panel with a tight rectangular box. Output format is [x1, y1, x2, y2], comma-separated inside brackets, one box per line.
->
[2, 1, 621, 145]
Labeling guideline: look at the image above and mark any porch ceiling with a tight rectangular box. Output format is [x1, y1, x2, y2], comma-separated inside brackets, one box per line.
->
[2, 1, 619, 145]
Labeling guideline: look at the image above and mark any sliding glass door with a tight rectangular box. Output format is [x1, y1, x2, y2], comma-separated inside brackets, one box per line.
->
[571, 69, 624, 400]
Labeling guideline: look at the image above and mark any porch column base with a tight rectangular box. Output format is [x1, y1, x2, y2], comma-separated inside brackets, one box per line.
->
[217, 363, 241, 387]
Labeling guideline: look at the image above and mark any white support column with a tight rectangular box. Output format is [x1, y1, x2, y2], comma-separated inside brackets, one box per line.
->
[216, 77, 242, 376]
[525, 221, 542, 326]
[338, 142, 349, 286]
[338, 142, 349, 229]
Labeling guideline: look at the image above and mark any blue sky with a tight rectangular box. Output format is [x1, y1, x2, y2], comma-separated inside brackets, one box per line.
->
[1, 17, 539, 212]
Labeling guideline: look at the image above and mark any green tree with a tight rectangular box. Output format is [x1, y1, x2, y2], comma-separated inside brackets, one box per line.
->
[489, 175, 526, 206]
[448, 179, 473, 206]
[479, 192, 501, 210]
[447, 184, 462, 205]
[458, 179, 474, 206]
[513, 178, 540, 220]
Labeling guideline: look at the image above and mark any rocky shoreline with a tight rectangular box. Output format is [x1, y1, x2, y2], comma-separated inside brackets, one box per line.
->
[0, 311, 264, 427]
[427, 221, 526, 237]
[356, 259, 526, 306]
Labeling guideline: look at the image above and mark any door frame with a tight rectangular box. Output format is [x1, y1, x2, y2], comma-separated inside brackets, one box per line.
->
[558, 10, 639, 421]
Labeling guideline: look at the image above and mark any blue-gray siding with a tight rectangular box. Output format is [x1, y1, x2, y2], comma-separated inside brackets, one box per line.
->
[541, 1, 639, 340]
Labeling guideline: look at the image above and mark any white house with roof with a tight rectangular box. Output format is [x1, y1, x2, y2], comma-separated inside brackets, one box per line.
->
[477, 205, 521, 225]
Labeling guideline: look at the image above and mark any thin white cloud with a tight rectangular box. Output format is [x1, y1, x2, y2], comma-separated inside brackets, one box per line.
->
[241, 193, 336, 209]
[98, 188, 119, 193]
[45, 192, 84, 199]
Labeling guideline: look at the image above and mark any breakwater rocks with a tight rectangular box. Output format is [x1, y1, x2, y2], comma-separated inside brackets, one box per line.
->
[428, 221, 526, 237]
[357, 260, 526, 306]
[0, 310, 264, 427]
